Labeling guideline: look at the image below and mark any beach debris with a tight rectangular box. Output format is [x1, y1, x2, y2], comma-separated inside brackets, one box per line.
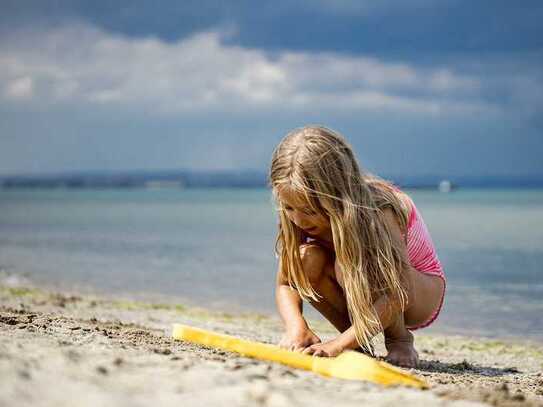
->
[450, 359, 474, 371]
[172, 324, 428, 389]
[96, 365, 108, 375]
[153, 347, 172, 355]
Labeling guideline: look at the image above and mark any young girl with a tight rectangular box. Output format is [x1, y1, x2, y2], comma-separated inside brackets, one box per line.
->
[269, 125, 446, 368]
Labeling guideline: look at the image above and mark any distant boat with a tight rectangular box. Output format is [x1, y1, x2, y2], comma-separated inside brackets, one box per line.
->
[438, 180, 454, 193]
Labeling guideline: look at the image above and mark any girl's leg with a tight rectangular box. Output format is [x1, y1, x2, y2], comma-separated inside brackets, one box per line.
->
[383, 311, 418, 368]
[308, 272, 351, 333]
[333, 259, 444, 367]
[299, 244, 350, 333]
[301, 246, 370, 354]
[384, 268, 445, 368]
[403, 268, 445, 328]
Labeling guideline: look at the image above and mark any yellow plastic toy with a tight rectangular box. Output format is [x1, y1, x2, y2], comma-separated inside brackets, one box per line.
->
[172, 324, 428, 389]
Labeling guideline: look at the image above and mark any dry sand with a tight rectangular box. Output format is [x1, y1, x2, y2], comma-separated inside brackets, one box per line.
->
[1, 278, 542, 407]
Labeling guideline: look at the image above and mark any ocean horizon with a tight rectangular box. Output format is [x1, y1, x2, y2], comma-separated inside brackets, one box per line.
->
[2, 170, 543, 190]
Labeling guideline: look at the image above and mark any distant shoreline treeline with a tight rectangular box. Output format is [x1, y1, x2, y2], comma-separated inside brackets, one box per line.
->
[1, 170, 542, 190]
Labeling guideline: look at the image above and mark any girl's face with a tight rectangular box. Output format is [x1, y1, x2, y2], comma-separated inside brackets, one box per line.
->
[276, 186, 330, 236]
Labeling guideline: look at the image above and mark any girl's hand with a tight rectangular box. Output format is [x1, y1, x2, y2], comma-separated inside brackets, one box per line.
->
[301, 337, 345, 357]
[279, 326, 321, 352]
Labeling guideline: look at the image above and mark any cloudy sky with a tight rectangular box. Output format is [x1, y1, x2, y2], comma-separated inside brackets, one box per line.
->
[1, 1, 542, 177]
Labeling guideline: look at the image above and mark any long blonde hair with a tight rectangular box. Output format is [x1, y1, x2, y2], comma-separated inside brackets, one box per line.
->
[269, 125, 411, 353]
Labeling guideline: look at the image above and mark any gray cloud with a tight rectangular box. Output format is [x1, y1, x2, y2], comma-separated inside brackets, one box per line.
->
[0, 23, 495, 117]
[0, 22, 541, 177]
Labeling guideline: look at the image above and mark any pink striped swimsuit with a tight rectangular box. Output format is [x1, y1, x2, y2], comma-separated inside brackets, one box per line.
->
[395, 188, 446, 330]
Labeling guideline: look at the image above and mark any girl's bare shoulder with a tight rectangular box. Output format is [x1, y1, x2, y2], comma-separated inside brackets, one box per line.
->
[394, 189, 414, 213]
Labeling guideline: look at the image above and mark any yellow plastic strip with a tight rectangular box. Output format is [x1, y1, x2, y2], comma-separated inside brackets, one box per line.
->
[172, 324, 428, 389]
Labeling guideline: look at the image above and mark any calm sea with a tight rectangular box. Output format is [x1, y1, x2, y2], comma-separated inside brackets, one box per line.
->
[1, 188, 542, 342]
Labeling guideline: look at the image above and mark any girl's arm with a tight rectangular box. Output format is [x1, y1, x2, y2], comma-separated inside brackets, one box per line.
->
[276, 269, 322, 350]
[275, 269, 308, 330]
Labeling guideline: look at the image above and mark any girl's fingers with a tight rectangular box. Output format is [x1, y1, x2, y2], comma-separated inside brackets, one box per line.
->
[302, 346, 315, 355]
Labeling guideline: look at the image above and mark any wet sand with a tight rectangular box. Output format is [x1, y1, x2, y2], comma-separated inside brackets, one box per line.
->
[1, 280, 542, 407]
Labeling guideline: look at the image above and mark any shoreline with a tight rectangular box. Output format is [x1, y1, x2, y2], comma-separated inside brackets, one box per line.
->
[6, 270, 542, 347]
[1, 280, 542, 406]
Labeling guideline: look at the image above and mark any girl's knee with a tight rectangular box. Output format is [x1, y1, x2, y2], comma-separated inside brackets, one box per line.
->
[299, 243, 329, 287]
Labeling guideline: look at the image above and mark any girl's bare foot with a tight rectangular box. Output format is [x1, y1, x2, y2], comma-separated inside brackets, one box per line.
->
[384, 329, 419, 368]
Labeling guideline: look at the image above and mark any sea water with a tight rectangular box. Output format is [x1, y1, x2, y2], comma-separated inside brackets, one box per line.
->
[0, 188, 542, 341]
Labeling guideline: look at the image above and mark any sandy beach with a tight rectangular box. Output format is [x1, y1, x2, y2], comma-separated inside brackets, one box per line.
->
[1, 276, 542, 407]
